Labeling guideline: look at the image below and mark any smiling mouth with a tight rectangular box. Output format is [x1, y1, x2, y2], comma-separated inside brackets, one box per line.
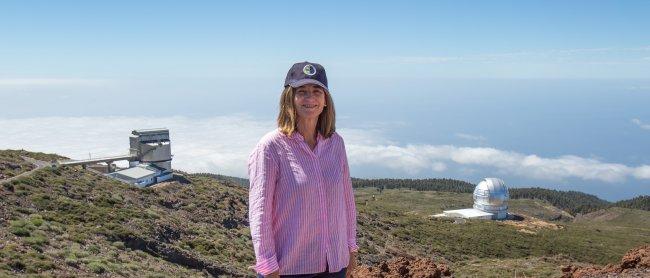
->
[302, 105, 318, 108]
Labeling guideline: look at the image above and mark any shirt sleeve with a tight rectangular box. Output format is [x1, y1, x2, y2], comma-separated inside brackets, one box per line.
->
[248, 142, 280, 275]
[341, 138, 359, 252]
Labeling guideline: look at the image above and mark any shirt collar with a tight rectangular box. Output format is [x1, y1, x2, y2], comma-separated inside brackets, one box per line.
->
[289, 130, 325, 142]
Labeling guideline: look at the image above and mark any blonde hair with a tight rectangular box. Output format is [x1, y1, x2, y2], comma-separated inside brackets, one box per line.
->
[277, 86, 336, 138]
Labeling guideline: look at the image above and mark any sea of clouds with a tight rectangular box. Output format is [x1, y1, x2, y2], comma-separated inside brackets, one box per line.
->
[1, 115, 649, 185]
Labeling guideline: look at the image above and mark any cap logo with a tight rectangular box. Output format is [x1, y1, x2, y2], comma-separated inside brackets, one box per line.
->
[303, 64, 317, 76]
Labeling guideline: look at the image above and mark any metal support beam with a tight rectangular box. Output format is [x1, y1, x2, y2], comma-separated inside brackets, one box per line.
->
[58, 154, 135, 166]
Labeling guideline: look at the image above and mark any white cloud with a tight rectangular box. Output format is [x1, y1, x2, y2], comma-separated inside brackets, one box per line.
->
[1, 115, 649, 183]
[0, 78, 109, 87]
[455, 133, 487, 143]
[626, 86, 650, 91]
[633, 166, 650, 179]
[632, 118, 650, 130]
[345, 144, 436, 175]
[625, 46, 650, 51]
[0, 115, 273, 177]
[366, 56, 462, 64]
[369, 46, 650, 65]
[431, 162, 447, 172]
[346, 144, 643, 183]
[338, 127, 396, 146]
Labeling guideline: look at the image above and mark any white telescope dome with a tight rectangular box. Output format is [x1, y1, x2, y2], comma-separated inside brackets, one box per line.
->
[473, 178, 509, 219]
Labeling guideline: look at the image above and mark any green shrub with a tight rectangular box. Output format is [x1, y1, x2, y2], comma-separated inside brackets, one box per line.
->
[24, 231, 49, 248]
[65, 255, 79, 267]
[10, 219, 34, 237]
[135, 250, 148, 258]
[144, 209, 160, 219]
[111, 241, 125, 250]
[28, 260, 55, 273]
[43, 222, 64, 234]
[87, 260, 107, 274]
[87, 244, 101, 254]
[29, 193, 51, 207]
[29, 214, 44, 227]
[71, 232, 88, 244]
[73, 249, 91, 258]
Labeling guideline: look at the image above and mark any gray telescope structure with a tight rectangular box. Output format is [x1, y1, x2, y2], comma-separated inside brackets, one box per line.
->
[473, 178, 509, 220]
[433, 177, 510, 220]
[128, 128, 172, 172]
[58, 128, 173, 187]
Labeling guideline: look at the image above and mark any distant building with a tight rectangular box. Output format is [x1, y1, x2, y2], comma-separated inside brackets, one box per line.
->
[472, 178, 509, 219]
[107, 164, 172, 188]
[58, 128, 173, 187]
[433, 178, 509, 220]
[436, 208, 495, 220]
[128, 128, 172, 173]
[86, 162, 116, 174]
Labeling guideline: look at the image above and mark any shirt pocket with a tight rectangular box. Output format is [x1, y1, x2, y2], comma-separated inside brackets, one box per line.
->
[283, 152, 310, 189]
[320, 161, 344, 203]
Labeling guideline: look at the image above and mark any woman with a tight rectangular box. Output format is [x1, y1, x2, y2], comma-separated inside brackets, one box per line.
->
[248, 61, 358, 278]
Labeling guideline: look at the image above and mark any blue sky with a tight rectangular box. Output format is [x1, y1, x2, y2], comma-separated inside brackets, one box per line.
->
[2, 1, 650, 79]
[1, 1, 650, 201]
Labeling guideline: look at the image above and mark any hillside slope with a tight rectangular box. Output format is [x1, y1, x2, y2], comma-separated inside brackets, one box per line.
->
[353, 187, 650, 276]
[2, 150, 649, 277]
[1, 151, 255, 276]
[614, 195, 650, 211]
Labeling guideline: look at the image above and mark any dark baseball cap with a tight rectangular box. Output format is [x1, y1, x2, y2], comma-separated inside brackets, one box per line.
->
[284, 61, 328, 91]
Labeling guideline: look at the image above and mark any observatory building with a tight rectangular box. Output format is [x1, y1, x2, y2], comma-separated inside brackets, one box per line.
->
[433, 178, 509, 220]
[58, 128, 173, 188]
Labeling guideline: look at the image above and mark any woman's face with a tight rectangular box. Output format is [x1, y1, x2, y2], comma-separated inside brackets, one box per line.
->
[294, 84, 326, 121]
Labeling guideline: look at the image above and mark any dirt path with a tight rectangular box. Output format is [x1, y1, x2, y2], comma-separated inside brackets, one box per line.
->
[0, 156, 51, 185]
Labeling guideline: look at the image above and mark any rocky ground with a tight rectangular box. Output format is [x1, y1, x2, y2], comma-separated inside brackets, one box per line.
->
[0, 156, 34, 181]
[562, 245, 649, 278]
[352, 256, 452, 278]
[350, 244, 650, 278]
[502, 216, 564, 235]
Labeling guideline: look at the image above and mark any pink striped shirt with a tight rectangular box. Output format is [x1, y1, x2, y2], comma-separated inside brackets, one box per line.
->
[248, 129, 358, 276]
